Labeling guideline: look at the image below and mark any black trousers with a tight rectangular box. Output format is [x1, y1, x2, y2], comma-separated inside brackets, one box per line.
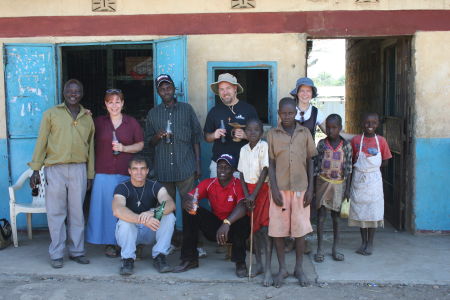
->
[180, 207, 250, 263]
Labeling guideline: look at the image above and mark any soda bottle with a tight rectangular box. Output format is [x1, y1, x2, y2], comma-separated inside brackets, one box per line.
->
[31, 187, 39, 197]
[188, 188, 199, 215]
[154, 201, 166, 221]
[165, 120, 173, 144]
[220, 120, 226, 143]
[112, 131, 120, 155]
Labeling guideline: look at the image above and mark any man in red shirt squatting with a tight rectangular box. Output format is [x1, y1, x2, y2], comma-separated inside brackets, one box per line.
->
[173, 154, 250, 277]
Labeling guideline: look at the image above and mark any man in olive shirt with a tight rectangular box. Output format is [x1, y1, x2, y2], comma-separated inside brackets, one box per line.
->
[29, 79, 95, 268]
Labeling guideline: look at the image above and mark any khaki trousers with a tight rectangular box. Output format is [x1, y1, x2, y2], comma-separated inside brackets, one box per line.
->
[45, 163, 87, 259]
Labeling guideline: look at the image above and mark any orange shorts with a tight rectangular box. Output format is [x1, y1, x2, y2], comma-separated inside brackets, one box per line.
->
[268, 190, 313, 238]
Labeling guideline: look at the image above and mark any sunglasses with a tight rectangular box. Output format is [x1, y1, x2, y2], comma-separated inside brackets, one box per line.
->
[106, 89, 122, 93]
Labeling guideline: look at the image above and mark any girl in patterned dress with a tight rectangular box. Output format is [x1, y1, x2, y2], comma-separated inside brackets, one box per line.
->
[314, 114, 352, 263]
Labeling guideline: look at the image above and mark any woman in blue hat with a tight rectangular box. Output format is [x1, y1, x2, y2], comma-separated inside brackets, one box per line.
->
[290, 77, 326, 139]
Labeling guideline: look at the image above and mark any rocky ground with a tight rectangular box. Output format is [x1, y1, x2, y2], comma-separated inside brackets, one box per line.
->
[1, 274, 448, 300]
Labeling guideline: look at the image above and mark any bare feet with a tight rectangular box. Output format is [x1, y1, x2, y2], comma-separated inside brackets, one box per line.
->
[294, 268, 309, 287]
[363, 243, 373, 256]
[332, 249, 345, 261]
[314, 249, 325, 263]
[263, 271, 274, 287]
[250, 262, 264, 277]
[273, 269, 288, 288]
[355, 243, 367, 255]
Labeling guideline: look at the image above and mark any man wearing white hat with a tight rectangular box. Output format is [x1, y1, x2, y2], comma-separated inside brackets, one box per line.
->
[204, 73, 259, 177]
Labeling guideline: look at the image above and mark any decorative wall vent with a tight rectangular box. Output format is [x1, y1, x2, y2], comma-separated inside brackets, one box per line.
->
[231, 0, 256, 9]
[92, 0, 116, 12]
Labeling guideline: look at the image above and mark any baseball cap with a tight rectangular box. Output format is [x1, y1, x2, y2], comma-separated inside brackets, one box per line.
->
[216, 154, 237, 169]
[156, 74, 174, 88]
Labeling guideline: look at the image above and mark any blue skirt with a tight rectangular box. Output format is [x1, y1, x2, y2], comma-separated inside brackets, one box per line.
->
[86, 173, 129, 245]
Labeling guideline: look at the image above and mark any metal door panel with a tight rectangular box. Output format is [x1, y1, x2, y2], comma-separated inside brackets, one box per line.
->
[154, 36, 187, 104]
[4, 44, 56, 227]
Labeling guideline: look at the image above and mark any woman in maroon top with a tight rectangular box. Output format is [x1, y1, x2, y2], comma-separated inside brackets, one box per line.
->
[86, 89, 144, 257]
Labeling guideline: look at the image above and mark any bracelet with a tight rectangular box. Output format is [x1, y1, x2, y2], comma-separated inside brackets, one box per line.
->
[223, 219, 231, 226]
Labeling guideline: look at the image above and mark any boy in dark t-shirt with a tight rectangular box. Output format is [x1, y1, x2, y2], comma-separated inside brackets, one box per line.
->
[112, 156, 176, 276]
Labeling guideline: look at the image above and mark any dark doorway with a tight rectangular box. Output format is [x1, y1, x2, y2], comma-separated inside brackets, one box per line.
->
[213, 69, 269, 124]
[61, 44, 154, 127]
[344, 37, 414, 231]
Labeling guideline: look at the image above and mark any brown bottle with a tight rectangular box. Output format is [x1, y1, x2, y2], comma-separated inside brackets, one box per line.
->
[112, 131, 120, 155]
[188, 188, 199, 215]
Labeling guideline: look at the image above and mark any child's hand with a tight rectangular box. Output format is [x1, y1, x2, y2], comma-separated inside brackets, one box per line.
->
[272, 189, 283, 207]
[245, 194, 256, 211]
[304, 189, 313, 207]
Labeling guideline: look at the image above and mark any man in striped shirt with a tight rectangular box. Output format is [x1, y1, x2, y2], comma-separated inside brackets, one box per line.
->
[145, 74, 202, 228]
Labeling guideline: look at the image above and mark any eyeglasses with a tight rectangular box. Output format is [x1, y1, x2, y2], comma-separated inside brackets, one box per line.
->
[106, 89, 122, 93]
[299, 111, 305, 124]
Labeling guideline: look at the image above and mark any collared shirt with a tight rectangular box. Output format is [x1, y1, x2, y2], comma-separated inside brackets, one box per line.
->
[145, 101, 202, 182]
[188, 177, 245, 220]
[95, 114, 144, 176]
[237, 140, 269, 184]
[314, 137, 353, 181]
[267, 123, 318, 191]
[203, 100, 258, 162]
[28, 103, 95, 179]
[295, 105, 325, 126]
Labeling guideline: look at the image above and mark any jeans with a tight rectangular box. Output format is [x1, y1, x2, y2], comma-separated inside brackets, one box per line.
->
[115, 213, 176, 259]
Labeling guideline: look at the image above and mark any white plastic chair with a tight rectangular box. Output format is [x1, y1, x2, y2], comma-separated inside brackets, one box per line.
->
[8, 168, 46, 247]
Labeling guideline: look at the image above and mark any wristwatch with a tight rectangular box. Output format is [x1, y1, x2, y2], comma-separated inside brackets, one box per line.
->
[223, 219, 231, 226]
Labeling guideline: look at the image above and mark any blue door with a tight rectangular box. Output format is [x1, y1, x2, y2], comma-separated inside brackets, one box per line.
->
[154, 36, 188, 104]
[4, 44, 57, 228]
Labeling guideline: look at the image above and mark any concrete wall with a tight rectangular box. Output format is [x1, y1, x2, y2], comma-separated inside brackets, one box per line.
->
[413, 31, 450, 231]
[0, 0, 447, 17]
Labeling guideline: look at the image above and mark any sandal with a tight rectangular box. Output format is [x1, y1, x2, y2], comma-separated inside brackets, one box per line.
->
[105, 245, 119, 258]
[332, 251, 345, 261]
[314, 252, 325, 263]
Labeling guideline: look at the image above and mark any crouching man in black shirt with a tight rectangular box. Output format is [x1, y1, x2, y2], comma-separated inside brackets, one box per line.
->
[112, 155, 176, 276]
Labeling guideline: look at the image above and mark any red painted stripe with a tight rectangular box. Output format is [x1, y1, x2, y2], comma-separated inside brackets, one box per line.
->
[0, 10, 449, 38]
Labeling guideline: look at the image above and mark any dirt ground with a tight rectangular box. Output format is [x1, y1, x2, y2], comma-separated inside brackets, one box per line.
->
[1, 275, 448, 300]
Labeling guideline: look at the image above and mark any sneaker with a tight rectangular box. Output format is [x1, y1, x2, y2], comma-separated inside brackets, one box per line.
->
[153, 254, 173, 273]
[197, 247, 207, 258]
[120, 258, 134, 276]
[69, 255, 90, 264]
[50, 258, 63, 269]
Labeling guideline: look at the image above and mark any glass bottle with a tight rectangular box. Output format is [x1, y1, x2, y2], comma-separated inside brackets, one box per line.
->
[154, 201, 166, 221]
[112, 131, 120, 155]
[188, 188, 199, 215]
[165, 120, 173, 144]
[220, 120, 226, 143]
[31, 186, 39, 197]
